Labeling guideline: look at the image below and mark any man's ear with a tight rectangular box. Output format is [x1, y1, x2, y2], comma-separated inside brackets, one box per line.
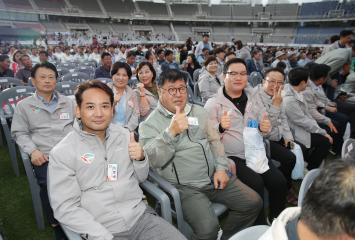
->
[75, 105, 81, 119]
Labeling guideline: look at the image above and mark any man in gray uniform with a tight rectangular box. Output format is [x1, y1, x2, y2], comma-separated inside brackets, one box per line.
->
[11, 62, 75, 239]
[139, 69, 262, 240]
[48, 80, 186, 240]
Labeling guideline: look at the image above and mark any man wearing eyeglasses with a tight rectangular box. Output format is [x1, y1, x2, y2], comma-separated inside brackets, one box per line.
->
[139, 69, 262, 240]
[204, 59, 288, 224]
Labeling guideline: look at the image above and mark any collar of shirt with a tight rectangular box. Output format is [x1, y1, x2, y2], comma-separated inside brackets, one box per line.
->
[35, 91, 59, 112]
[157, 101, 192, 118]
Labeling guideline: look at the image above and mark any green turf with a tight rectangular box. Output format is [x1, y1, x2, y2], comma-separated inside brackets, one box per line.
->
[0, 145, 53, 240]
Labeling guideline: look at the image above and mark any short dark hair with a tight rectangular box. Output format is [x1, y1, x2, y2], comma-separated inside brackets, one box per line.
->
[157, 69, 187, 87]
[309, 63, 331, 81]
[164, 49, 173, 57]
[111, 62, 132, 79]
[136, 62, 156, 83]
[39, 50, 48, 57]
[252, 49, 261, 57]
[126, 51, 136, 58]
[300, 159, 355, 238]
[330, 35, 340, 44]
[75, 80, 114, 107]
[0, 54, 9, 62]
[288, 67, 309, 86]
[20, 54, 30, 61]
[225, 51, 236, 58]
[214, 48, 224, 55]
[145, 50, 154, 60]
[264, 67, 285, 79]
[204, 56, 217, 67]
[276, 61, 287, 71]
[340, 29, 353, 38]
[101, 52, 111, 60]
[156, 49, 164, 55]
[202, 47, 209, 53]
[31, 62, 58, 79]
[223, 58, 247, 74]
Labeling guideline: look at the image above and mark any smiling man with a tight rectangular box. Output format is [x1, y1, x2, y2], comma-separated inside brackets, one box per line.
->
[11, 62, 75, 239]
[47, 80, 185, 240]
[139, 69, 262, 240]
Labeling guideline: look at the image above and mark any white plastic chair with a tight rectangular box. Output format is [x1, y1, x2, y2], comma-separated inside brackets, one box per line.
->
[297, 169, 320, 207]
[228, 225, 270, 240]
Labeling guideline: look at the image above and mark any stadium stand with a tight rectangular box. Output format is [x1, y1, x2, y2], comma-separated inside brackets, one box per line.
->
[209, 4, 232, 18]
[232, 4, 253, 19]
[33, 0, 67, 12]
[299, 0, 338, 18]
[170, 3, 198, 17]
[70, 0, 103, 15]
[101, 0, 135, 17]
[3, 0, 32, 10]
[265, 3, 299, 19]
[137, 1, 169, 17]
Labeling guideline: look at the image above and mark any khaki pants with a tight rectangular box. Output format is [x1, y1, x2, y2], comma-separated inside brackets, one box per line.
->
[175, 177, 262, 240]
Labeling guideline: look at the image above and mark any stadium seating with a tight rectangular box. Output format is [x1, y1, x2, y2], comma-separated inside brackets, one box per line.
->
[340, 1, 355, 16]
[137, 2, 168, 17]
[33, 0, 66, 12]
[3, 0, 32, 10]
[101, 0, 135, 17]
[232, 4, 253, 19]
[70, 0, 103, 15]
[266, 3, 299, 19]
[299, 1, 338, 18]
[170, 3, 198, 17]
[209, 4, 232, 18]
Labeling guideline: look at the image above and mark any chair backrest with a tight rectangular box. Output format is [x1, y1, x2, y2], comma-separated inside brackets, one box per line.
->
[228, 225, 270, 240]
[0, 77, 24, 91]
[56, 81, 79, 96]
[0, 86, 35, 117]
[248, 71, 264, 87]
[193, 68, 202, 83]
[58, 62, 77, 69]
[180, 70, 194, 91]
[57, 68, 70, 78]
[342, 138, 355, 161]
[81, 60, 97, 68]
[96, 78, 112, 84]
[61, 72, 90, 83]
[193, 81, 202, 101]
[128, 77, 138, 88]
[76, 66, 95, 77]
[298, 169, 321, 207]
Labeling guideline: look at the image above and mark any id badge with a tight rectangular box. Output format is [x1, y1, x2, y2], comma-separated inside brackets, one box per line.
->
[107, 164, 118, 181]
[188, 117, 199, 126]
[59, 112, 70, 120]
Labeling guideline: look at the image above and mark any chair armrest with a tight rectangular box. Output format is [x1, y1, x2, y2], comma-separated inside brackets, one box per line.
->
[147, 170, 185, 231]
[140, 180, 172, 223]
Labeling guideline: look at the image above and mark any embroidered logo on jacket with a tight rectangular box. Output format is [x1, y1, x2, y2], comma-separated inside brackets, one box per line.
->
[80, 153, 95, 164]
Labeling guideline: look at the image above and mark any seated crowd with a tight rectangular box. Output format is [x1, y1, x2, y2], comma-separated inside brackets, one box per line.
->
[3, 30, 355, 240]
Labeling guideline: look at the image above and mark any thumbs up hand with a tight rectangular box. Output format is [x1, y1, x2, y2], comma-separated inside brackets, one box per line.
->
[259, 112, 271, 134]
[168, 106, 188, 137]
[128, 132, 145, 161]
[220, 110, 231, 130]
